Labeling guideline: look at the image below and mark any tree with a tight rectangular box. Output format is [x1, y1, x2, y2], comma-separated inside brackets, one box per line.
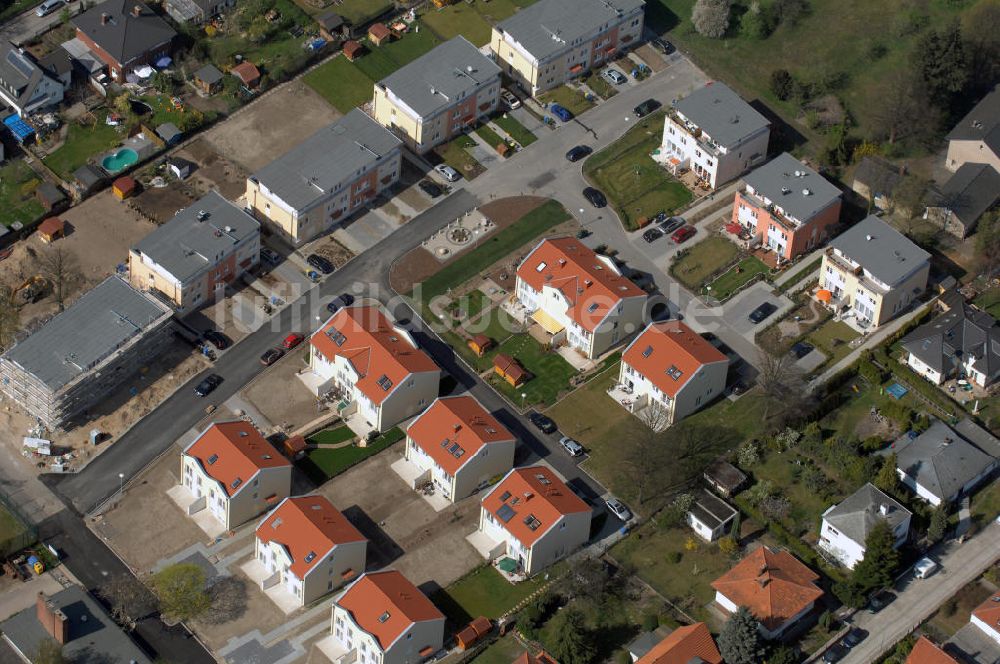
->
[718, 606, 764, 664]
[548, 607, 594, 664]
[769, 69, 794, 101]
[892, 174, 930, 221]
[962, 1, 1000, 97]
[975, 209, 1000, 279]
[38, 245, 81, 312]
[772, 0, 809, 26]
[691, 0, 731, 38]
[152, 70, 176, 95]
[869, 69, 928, 145]
[112, 93, 135, 127]
[757, 344, 811, 432]
[100, 575, 157, 628]
[927, 502, 949, 543]
[32, 638, 65, 664]
[767, 645, 799, 664]
[619, 419, 670, 506]
[915, 22, 969, 111]
[151, 563, 211, 621]
[740, 1, 773, 39]
[851, 521, 900, 594]
[0, 282, 19, 351]
[874, 453, 901, 496]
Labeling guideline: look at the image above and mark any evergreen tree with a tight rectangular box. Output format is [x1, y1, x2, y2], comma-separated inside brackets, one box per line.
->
[548, 608, 594, 664]
[718, 606, 764, 664]
[874, 454, 901, 496]
[851, 521, 900, 594]
[927, 503, 949, 543]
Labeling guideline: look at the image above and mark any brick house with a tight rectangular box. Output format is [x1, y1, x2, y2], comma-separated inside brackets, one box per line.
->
[72, 0, 176, 83]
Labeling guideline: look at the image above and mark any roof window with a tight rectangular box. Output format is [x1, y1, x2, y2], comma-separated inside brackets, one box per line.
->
[666, 365, 684, 380]
[207, 454, 219, 465]
[376, 374, 393, 391]
[378, 611, 391, 623]
[231, 477, 242, 489]
[304, 551, 316, 563]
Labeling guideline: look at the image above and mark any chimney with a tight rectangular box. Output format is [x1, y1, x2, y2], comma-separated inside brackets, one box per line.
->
[131, 4, 142, 17]
[879, 503, 891, 517]
[100, 12, 110, 24]
[35, 593, 69, 645]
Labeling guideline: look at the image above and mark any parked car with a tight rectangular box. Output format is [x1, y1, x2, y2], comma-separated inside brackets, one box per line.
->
[867, 590, 895, 613]
[282, 333, 304, 349]
[528, 411, 557, 434]
[36, 0, 64, 16]
[418, 180, 443, 198]
[671, 225, 696, 243]
[583, 187, 607, 208]
[748, 301, 778, 324]
[790, 341, 814, 359]
[434, 164, 460, 182]
[603, 68, 627, 85]
[651, 37, 675, 54]
[605, 497, 632, 521]
[500, 88, 521, 110]
[260, 348, 284, 366]
[307, 253, 335, 274]
[576, 229, 592, 239]
[549, 103, 573, 122]
[914, 557, 939, 579]
[194, 373, 222, 397]
[659, 216, 685, 234]
[326, 293, 355, 314]
[841, 629, 867, 649]
[822, 645, 848, 664]
[203, 330, 229, 350]
[565, 145, 592, 162]
[642, 227, 663, 243]
[634, 99, 661, 117]
[260, 248, 280, 264]
[559, 436, 584, 457]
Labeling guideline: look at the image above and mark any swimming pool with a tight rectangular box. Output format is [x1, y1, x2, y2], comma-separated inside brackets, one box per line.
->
[101, 148, 139, 173]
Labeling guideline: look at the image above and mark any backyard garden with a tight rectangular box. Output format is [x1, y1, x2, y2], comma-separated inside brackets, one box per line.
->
[0, 160, 45, 228]
[538, 85, 595, 117]
[419, 0, 538, 46]
[297, 426, 404, 485]
[42, 109, 123, 180]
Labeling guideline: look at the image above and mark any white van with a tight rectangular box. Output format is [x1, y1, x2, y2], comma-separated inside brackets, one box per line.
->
[36, 0, 65, 16]
[914, 557, 939, 579]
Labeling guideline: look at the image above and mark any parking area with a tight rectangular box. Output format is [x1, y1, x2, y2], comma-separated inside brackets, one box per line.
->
[720, 280, 794, 341]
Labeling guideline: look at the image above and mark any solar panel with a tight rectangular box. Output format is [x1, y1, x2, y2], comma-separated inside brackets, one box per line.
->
[497, 504, 516, 523]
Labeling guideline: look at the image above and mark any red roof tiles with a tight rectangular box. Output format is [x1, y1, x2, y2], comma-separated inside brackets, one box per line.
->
[482, 467, 590, 547]
[256, 496, 365, 579]
[905, 636, 958, 664]
[973, 596, 1000, 635]
[622, 321, 728, 399]
[337, 570, 443, 650]
[637, 623, 722, 664]
[185, 421, 289, 497]
[407, 396, 514, 476]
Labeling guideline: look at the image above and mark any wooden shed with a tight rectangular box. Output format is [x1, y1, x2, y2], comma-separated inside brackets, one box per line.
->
[37, 217, 64, 243]
[193, 63, 224, 94]
[455, 617, 492, 651]
[367, 22, 392, 46]
[283, 434, 307, 459]
[231, 61, 261, 89]
[493, 353, 528, 387]
[468, 334, 494, 357]
[343, 40, 364, 61]
[112, 176, 138, 200]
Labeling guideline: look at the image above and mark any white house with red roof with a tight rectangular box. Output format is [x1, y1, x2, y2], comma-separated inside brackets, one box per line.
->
[471, 465, 591, 578]
[324, 570, 445, 664]
[972, 595, 1000, 646]
[398, 396, 516, 505]
[613, 321, 728, 429]
[305, 305, 441, 436]
[515, 237, 646, 359]
[176, 421, 292, 534]
[245, 496, 367, 612]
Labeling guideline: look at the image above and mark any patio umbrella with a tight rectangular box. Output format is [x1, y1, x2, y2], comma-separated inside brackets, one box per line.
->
[155, 56, 172, 68]
[816, 289, 832, 302]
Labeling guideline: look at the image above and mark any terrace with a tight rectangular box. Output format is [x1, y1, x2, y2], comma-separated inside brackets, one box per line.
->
[606, 382, 669, 431]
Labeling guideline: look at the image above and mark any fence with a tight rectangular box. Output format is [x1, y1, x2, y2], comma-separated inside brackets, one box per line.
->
[0, 490, 38, 558]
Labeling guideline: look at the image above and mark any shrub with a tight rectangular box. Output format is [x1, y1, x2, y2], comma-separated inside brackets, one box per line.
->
[691, 0, 731, 38]
[666, 551, 682, 564]
[642, 613, 659, 632]
[770, 69, 794, 100]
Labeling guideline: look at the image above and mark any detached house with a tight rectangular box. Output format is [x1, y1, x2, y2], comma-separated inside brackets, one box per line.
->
[306, 306, 440, 436]
[971, 596, 1000, 646]
[615, 321, 728, 429]
[251, 496, 367, 609]
[474, 466, 591, 577]
[659, 82, 770, 190]
[711, 546, 823, 639]
[635, 622, 722, 664]
[72, 0, 176, 83]
[515, 237, 646, 359]
[489, 0, 645, 96]
[925, 162, 1000, 238]
[732, 152, 843, 260]
[0, 43, 65, 118]
[945, 86, 999, 174]
[128, 191, 259, 313]
[818, 215, 930, 328]
[328, 570, 445, 664]
[819, 483, 911, 569]
[905, 636, 959, 664]
[179, 421, 292, 532]
[401, 396, 515, 503]
[372, 36, 501, 153]
[246, 109, 402, 245]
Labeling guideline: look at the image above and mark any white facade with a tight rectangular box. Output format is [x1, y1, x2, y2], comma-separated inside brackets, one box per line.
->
[329, 604, 444, 664]
[972, 614, 1000, 646]
[818, 508, 911, 570]
[403, 436, 515, 503]
[617, 356, 727, 426]
[660, 113, 770, 189]
[905, 352, 945, 385]
[179, 455, 291, 531]
[714, 591, 813, 640]
[253, 536, 365, 607]
[477, 501, 590, 577]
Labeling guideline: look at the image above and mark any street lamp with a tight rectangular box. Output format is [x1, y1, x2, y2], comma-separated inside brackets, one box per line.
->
[521, 392, 527, 409]
[118, 472, 124, 499]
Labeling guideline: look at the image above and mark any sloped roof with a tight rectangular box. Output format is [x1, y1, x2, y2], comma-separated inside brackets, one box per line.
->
[482, 466, 590, 547]
[406, 396, 514, 477]
[73, 0, 176, 64]
[688, 488, 738, 532]
[622, 321, 727, 399]
[256, 496, 365, 579]
[901, 294, 1000, 382]
[673, 81, 770, 148]
[822, 483, 910, 546]
[0, 43, 61, 110]
[711, 547, 823, 631]
[310, 306, 439, 406]
[184, 421, 289, 497]
[336, 570, 443, 650]
[905, 636, 958, 664]
[517, 237, 644, 332]
[893, 419, 998, 502]
[973, 596, 1000, 636]
[934, 162, 1000, 231]
[513, 651, 559, 664]
[853, 156, 904, 196]
[636, 622, 722, 664]
[946, 85, 1000, 157]
[193, 63, 223, 85]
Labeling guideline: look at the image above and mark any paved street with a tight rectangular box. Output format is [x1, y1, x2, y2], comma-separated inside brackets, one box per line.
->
[0, 1, 81, 45]
[840, 521, 1000, 664]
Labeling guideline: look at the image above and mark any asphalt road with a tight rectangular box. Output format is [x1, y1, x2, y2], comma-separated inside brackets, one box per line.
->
[0, 0, 81, 45]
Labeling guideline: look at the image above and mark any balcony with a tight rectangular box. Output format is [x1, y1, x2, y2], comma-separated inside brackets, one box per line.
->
[824, 248, 863, 277]
[739, 191, 801, 231]
[667, 108, 721, 156]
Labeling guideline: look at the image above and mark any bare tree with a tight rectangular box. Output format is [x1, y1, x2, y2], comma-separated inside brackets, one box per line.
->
[0, 282, 19, 351]
[691, 0, 731, 38]
[869, 70, 927, 146]
[619, 420, 670, 507]
[38, 246, 81, 312]
[757, 344, 811, 432]
[975, 210, 1000, 279]
[202, 576, 248, 625]
[637, 400, 671, 432]
[99, 575, 157, 629]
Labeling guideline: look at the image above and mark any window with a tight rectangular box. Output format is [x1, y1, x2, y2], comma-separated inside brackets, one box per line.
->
[535, 261, 547, 272]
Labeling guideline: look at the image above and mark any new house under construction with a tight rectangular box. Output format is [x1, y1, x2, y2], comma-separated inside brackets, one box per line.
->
[0, 276, 174, 430]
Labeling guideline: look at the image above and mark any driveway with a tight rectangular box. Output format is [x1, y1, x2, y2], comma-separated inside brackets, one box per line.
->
[721, 281, 794, 342]
[948, 622, 1000, 664]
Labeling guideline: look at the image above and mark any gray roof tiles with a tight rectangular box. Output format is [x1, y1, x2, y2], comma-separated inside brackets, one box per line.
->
[0, 43, 60, 109]
[823, 483, 910, 546]
[901, 293, 1000, 382]
[743, 153, 842, 224]
[673, 81, 770, 148]
[894, 419, 998, 502]
[1, 276, 173, 392]
[688, 488, 738, 531]
[194, 63, 223, 85]
[496, 0, 645, 63]
[133, 191, 259, 284]
[947, 86, 1000, 156]
[935, 162, 1000, 231]
[377, 36, 500, 119]
[251, 108, 401, 213]
[73, 0, 176, 65]
[828, 215, 930, 287]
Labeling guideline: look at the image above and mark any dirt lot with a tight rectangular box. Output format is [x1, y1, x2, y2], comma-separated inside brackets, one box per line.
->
[201, 80, 342, 173]
[317, 448, 482, 591]
[242, 351, 324, 434]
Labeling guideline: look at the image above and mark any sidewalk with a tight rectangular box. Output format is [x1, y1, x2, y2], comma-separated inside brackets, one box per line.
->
[774, 246, 825, 288]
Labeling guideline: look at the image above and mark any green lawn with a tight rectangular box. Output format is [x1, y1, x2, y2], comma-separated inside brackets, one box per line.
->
[583, 111, 692, 230]
[431, 565, 553, 625]
[470, 635, 527, 664]
[303, 56, 376, 113]
[927, 580, 998, 637]
[475, 124, 506, 153]
[805, 319, 859, 369]
[436, 137, 486, 181]
[580, 71, 618, 99]
[415, 199, 570, 302]
[0, 0, 43, 23]
[308, 425, 355, 446]
[43, 110, 122, 180]
[538, 85, 595, 117]
[333, 0, 392, 24]
[492, 114, 536, 146]
[669, 236, 740, 290]
[706, 256, 770, 301]
[0, 502, 32, 558]
[353, 24, 441, 81]
[446, 289, 491, 322]
[486, 333, 578, 408]
[421, 0, 536, 45]
[298, 427, 403, 484]
[974, 287, 1000, 319]
[971, 480, 1000, 527]
[0, 160, 44, 228]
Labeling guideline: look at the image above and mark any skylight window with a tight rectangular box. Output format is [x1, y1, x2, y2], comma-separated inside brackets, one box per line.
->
[231, 477, 242, 489]
[587, 302, 599, 313]
[378, 611, 391, 623]
[207, 454, 219, 465]
[535, 473, 551, 485]
[440, 439, 450, 448]
[524, 515, 542, 531]
[376, 374, 393, 390]
[666, 365, 684, 380]
[535, 261, 547, 272]
[304, 551, 316, 563]
[641, 345, 653, 358]
[500, 491, 511, 502]
[328, 330, 347, 347]
[497, 504, 516, 523]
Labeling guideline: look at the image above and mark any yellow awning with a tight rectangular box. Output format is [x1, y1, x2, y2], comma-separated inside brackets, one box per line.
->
[531, 308, 565, 335]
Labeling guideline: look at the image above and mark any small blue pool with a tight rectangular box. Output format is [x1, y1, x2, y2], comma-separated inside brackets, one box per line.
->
[101, 148, 139, 173]
[886, 383, 908, 400]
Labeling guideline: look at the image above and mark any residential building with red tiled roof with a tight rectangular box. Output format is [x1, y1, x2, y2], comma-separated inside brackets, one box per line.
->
[249, 496, 367, 609]
[972, 596, 1000, 646]
[401, 396, 515, 503]
[905, 636, 959, 664]
[329, 570, 445, 664]
[711, 546, 824, 639]
[179, 421, 291, 531]
[636, 622, 722, 664]
[306, 305, 440, 435]
[513, 651, 558, 664]
[515, 237, 646, 359]
[475, 466, 591, 577]
[615, 321, 728, 429]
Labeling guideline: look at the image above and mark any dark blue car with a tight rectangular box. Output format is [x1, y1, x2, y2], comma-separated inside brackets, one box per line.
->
[549, 103, 573, 122]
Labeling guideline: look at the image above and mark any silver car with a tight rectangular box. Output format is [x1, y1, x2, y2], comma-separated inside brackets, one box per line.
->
[434, 164, 460, 182]
[605, 497, 632, 521]
[603, 68, 627, 85]
[558, 436, 584, 457]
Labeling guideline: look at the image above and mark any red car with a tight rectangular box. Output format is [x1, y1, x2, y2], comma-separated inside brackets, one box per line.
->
[283, 333, 304, 349]
[671, 225, 696, 244]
